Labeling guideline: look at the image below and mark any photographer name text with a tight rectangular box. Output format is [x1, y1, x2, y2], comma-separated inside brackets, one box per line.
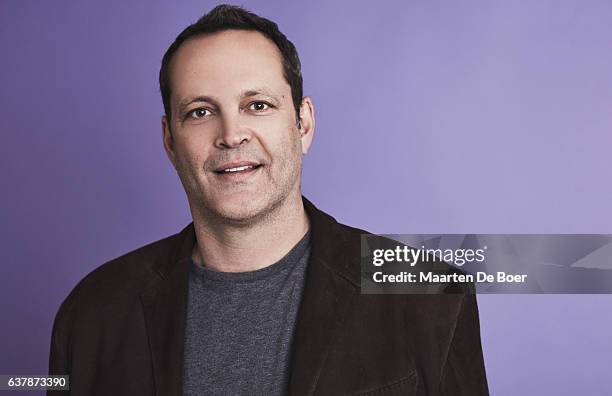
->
[372, 271, 527, 284]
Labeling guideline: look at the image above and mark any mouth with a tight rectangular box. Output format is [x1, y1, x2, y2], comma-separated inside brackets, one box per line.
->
[213, 162, 263, 176]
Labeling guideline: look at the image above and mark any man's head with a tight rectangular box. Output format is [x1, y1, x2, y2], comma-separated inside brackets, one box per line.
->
[159, 5, 314, 224]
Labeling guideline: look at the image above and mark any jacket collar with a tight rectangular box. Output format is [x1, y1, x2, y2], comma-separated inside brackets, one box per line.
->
[141, 196, 359, 395]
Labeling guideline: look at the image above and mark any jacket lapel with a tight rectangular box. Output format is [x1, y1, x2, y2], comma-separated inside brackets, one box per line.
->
[288, 198, 360, 395]
[140, 224, 195, 396]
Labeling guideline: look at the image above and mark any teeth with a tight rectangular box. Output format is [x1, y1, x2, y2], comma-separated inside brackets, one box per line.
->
[223, 165, 254, 173]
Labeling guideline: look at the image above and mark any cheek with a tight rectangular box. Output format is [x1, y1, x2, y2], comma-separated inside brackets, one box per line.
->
[265, 121, 301, 155]
[173, 139, 210, 176]
[270, 132, 303, 175]
[175, 128, 212, 159]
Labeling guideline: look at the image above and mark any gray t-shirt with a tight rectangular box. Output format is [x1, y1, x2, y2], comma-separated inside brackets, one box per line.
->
[182, 232, 310, 396]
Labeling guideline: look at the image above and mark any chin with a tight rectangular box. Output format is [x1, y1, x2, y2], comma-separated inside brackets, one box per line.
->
[207, 194, 274, 223]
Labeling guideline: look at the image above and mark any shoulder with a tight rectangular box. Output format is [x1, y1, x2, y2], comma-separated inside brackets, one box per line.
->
[81, 230, 182, 291]
[53, 226, 188, 320]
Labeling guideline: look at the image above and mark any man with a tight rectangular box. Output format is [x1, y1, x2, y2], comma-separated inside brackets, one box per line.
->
[49, 5, 488, 395]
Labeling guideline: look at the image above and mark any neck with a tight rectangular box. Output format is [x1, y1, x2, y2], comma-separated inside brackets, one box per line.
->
[190, 192, 310, 272]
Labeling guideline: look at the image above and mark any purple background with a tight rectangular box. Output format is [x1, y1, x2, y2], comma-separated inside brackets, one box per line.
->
[1, 1, 611, 394]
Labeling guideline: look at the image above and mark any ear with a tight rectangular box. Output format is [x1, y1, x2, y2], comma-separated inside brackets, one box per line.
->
[298, 96, 315, 155]
[161, 115, 177, 169]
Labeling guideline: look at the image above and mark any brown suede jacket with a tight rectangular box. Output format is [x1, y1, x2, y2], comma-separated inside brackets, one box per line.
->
[49, 197, 488, 395]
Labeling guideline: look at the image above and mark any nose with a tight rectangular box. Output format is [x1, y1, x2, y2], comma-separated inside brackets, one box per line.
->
[214, 112, 252, 149]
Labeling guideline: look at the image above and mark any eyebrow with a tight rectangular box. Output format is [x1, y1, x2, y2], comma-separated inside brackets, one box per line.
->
[175, 88, 282, 116]
[176, 95, 218, 117]
[240, 87, 280, 102]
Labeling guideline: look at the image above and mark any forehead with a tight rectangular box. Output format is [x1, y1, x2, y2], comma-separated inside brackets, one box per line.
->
[168, 30, 289, 103]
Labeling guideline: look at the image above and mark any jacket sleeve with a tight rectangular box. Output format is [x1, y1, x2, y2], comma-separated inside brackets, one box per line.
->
[440, 294, 489, 395]
[48, 293, 76, 395]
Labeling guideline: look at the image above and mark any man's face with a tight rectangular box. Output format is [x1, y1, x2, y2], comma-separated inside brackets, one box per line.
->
[162, 30, 314, 223]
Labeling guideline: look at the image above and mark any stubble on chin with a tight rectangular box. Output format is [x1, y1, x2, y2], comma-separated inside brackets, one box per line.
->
[201, 190, 276, 225]
[195, 165, 302, 227]
[199, 167, 299, 226]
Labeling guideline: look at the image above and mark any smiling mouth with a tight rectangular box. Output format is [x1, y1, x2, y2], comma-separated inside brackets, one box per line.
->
[214, 164, 263, 175]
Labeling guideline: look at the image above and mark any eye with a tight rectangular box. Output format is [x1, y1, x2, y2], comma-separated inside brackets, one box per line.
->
[248, 101, 270, 112]
[188, 108, 211, 119]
